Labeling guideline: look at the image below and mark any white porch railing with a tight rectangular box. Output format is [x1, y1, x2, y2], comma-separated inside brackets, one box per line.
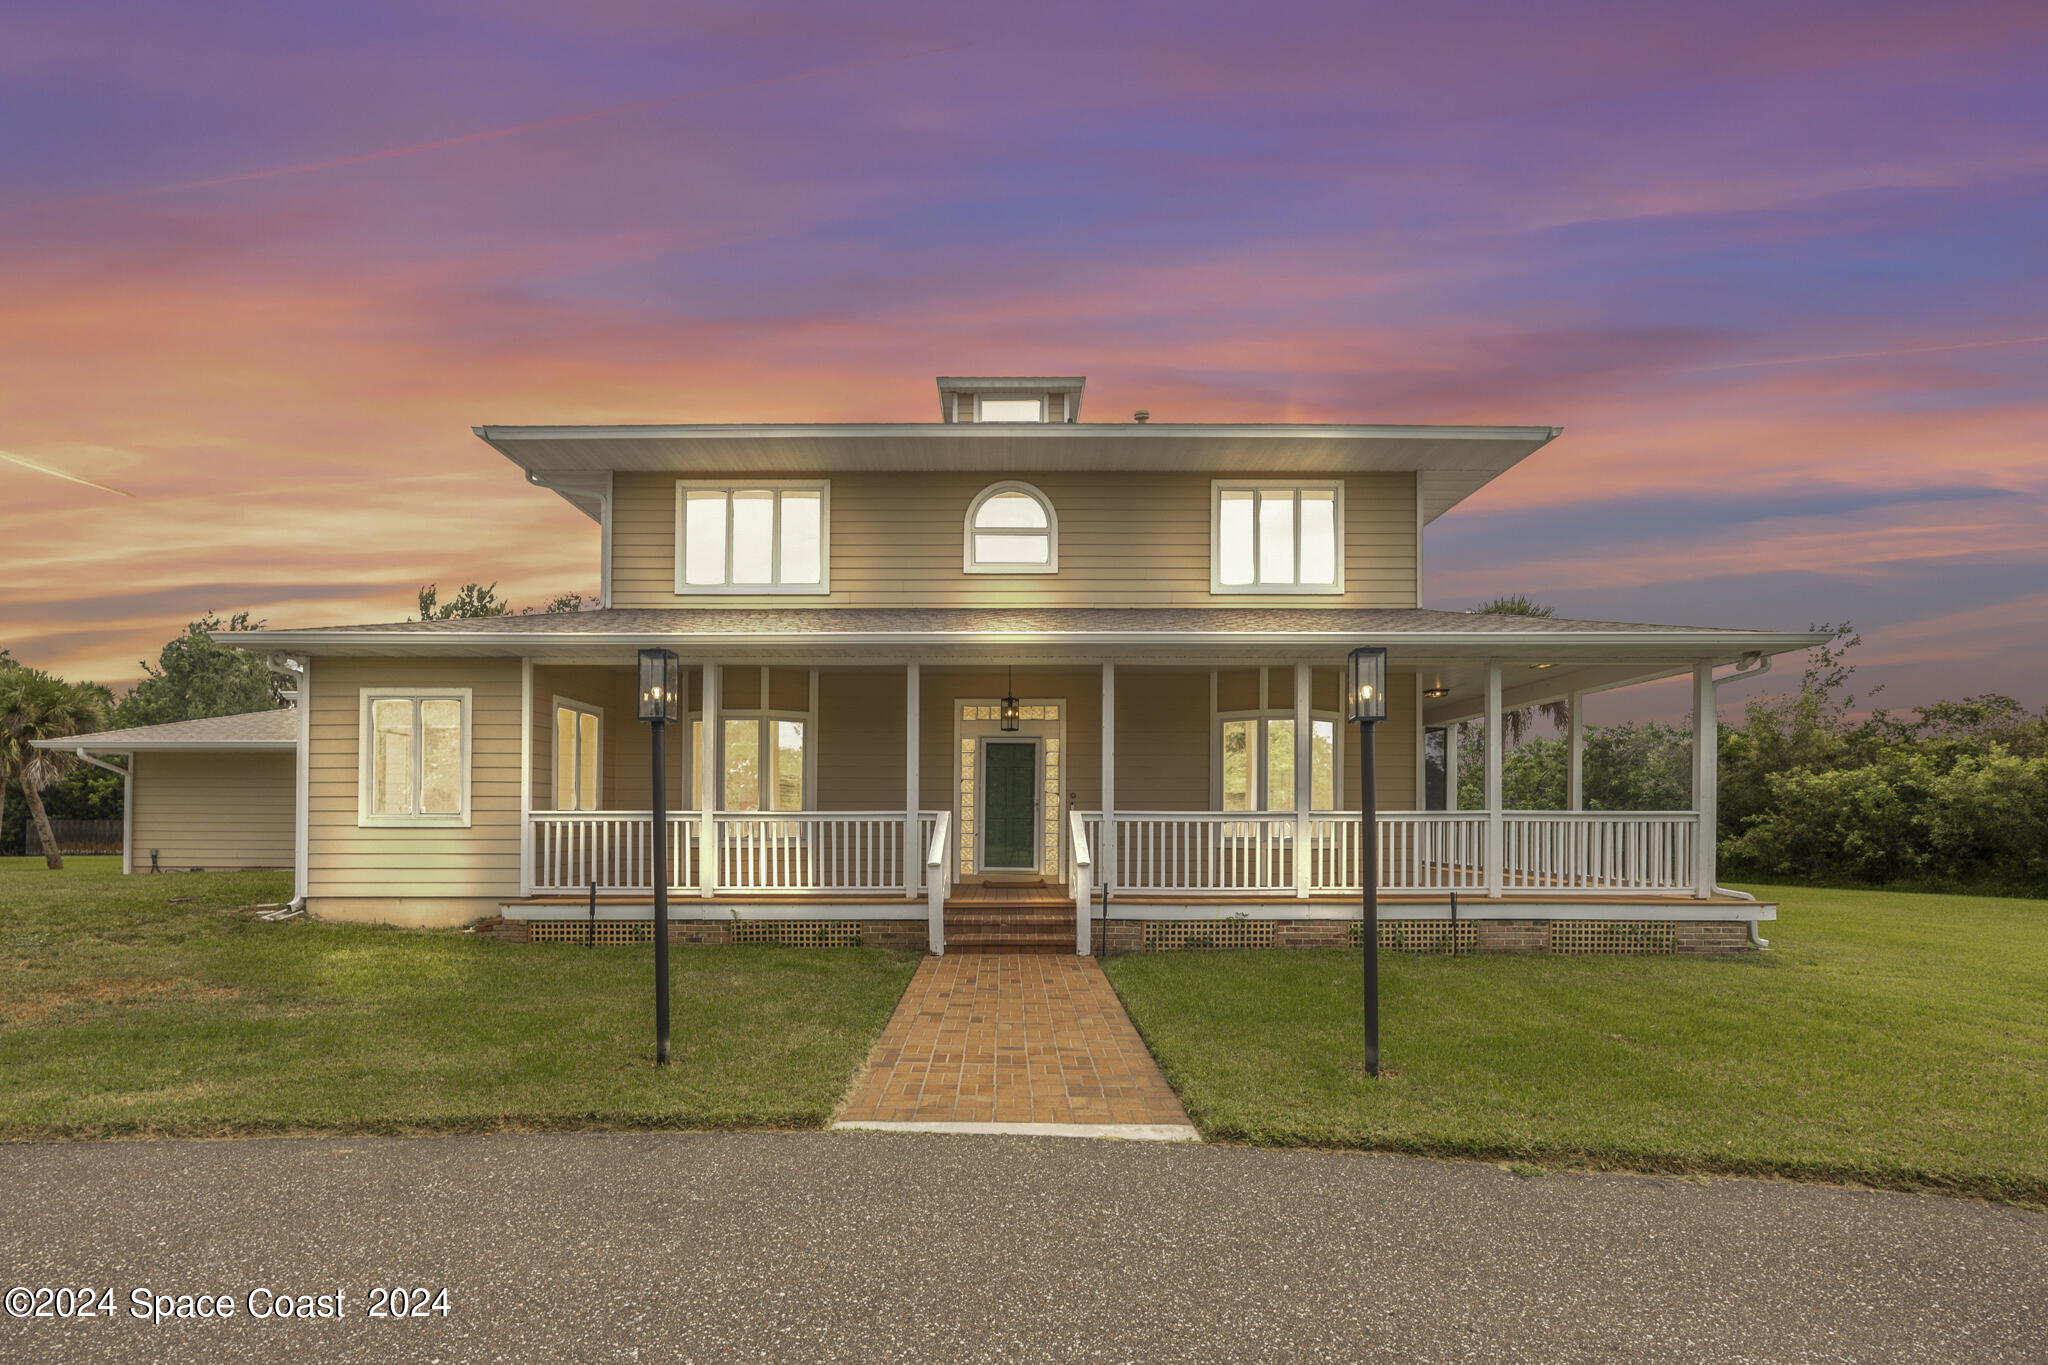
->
[716, 812, 914, 894]
[1081, 810, 1703, 897]
[531, 811, 700, 894]
[532, 811, 945, 896]
[1100, 812, 1298, 893]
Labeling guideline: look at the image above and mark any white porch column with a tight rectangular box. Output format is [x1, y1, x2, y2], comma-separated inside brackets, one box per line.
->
[518, 658, 532, 897]
[904, 663, 920, 898]
[1293, 662, 1312, 898]
[1692, 661, 1718, 899]
[1444, 721, 1460, 811]
[1100, 663, 1115, 893]
[698, 663, 719, 897]
[1567, 690, 1585, 812]
[1484, 662, 1503, 898]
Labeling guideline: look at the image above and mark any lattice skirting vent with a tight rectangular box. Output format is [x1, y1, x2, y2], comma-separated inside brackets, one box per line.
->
[1351, 920, 1478, 954]
[1549, 920, 1676, 955]
[1143, 919, 1277, 951]
[732, 920, 866, 948]
[528, 920, 653, 946]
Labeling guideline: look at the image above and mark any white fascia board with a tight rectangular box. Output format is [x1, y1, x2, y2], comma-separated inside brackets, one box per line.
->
[35, 738, 296, 753]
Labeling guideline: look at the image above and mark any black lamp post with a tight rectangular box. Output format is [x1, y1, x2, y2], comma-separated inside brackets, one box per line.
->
[638, 647, 680, 1067]
[1348, 646, 1389, 1078]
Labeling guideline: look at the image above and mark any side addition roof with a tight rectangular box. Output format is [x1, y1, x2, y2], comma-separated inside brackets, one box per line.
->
[33, 708, 298, 753]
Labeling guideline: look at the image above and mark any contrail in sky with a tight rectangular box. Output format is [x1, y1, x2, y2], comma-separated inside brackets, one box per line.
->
[92, 45, 963, 201]
[0, 450, 133, 496]
[1694, 334, 2048, 372]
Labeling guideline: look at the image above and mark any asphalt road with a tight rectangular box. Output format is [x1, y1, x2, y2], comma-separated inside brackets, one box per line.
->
[2, 1131, 2042, 1363]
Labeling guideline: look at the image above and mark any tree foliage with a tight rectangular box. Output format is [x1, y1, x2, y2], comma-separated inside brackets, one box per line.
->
[414, 583, 588, 619]
[116, 611, 286, 729]
[0, 667, 111, 868]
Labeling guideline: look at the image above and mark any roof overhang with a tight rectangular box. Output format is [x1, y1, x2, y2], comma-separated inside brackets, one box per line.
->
[473, 422, 1563, 525]
[34, 737, 295, 754]
[219, 623, 1823, 680]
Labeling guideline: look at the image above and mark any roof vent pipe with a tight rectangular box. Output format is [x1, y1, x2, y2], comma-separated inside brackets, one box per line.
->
[1133, 410, 1150, 423]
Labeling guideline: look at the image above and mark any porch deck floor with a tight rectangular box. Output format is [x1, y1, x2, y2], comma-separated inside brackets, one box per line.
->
[836, 954, 1191, 1131]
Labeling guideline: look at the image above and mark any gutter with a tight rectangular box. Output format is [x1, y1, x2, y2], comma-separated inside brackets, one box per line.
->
[521, 468, 613, 607]
[264, 655, 310, 913]
[72, 747, 132, 875]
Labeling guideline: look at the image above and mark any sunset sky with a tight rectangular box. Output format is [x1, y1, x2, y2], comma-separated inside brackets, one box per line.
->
[4, 1, 2043, 723]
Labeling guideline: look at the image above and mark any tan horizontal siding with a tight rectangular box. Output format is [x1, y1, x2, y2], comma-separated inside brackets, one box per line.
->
[816, 669, 906, 811]
[609, 470, 1419, 610]
[130, 751, 294, 870]
[1113, 669, 1210, 810]
[306, 655, 523, 902]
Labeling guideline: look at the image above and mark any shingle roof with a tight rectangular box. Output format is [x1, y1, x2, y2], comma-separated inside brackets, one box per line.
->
[36, 708, 297, 751]
[235, 607, 1768, 638]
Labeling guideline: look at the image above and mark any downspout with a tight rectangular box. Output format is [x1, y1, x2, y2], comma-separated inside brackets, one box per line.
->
[266, 654, 309, 913]
[1709, 653, 1772, 946]
[526, 471, 612, 608]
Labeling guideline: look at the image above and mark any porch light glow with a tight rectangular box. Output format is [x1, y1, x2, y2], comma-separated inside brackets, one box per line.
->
[1423, 684, 1449, 699]
[638, 648, 679, 723]
[1347, 646, 1388, 724]
[1531, 662, 1555, 670]
[1000, 666, 1021, 732]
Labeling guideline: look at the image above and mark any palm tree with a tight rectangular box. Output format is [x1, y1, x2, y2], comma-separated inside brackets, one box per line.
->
[1471, 595, 1570, 743]
[0, 668, 110, 870]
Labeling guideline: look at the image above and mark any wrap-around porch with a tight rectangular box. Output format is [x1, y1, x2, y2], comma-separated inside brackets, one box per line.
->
[516, 658, 1736, 953]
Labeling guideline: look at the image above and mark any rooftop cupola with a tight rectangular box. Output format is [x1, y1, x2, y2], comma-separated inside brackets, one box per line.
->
[937, 376, 1085, 423]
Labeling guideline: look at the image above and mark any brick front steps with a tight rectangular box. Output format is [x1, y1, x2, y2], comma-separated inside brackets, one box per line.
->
[942, 897, 1076, 953]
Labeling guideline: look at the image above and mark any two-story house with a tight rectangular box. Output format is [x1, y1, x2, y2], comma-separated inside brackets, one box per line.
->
[59, 375, 1824, 953]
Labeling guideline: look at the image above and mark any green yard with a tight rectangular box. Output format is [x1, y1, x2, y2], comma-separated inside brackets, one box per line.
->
[1104, 886, 2048, 1203]
[0, 858, 920, 1140]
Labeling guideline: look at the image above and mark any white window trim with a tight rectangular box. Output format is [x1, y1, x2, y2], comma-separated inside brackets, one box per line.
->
[549, 695, 603, 813]
[963, 480, 1059, 575]
[357, 686, 473, 828]
[672, 479, 831, 596]
[699, 667, 818, 812]
[1209, 479, 1346, 595]
[1208, 670, 1343, 811]
[975, 393, 1047, 423]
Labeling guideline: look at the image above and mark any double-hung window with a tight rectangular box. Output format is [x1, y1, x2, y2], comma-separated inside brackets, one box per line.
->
[359, 688, 471, 826]
[675, 482, 828, 594]
[1211, 482, 1342, 594]
[552, 699, 602, 811]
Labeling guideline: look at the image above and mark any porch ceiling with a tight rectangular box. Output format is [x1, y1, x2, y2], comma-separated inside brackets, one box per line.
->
[221, 607, 1825, 683]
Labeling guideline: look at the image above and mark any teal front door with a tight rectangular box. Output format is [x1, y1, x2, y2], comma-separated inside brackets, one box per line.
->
[982, 741, 1039, 871]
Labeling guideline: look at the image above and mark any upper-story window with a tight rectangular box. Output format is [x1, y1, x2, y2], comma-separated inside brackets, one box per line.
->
[1211, 481, 1343, 594]
[964, 481, 1058, 574]
[977, 396, 1046, 422]
[675, 482, 829, 594]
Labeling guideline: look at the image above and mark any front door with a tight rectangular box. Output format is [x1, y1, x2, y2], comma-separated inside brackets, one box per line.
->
[981, 740, 1039, 872]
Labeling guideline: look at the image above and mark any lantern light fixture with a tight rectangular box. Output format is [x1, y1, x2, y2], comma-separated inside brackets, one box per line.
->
[999, 666, 1022, 732]
[1530, 662, 1556, 670]
[1423, 684, 1450, 699]
[1347, 646, 1389, 724]
[638, 648, 680, 723]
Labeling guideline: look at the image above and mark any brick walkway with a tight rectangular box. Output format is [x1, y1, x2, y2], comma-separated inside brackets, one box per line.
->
[835, 953, 1193, 1134]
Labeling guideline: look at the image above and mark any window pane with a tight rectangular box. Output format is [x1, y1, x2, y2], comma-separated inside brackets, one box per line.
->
[730, 491, 774, 584]
[1267, 718, 1296, 811]
[1258, 491, 1295, 584]
[1218, 491, 1254, 586]
[1299, 491, 1336, 585]
[684, 492, 727, 585]
[778, 491, 821, 584]
[579, 712, 600, 811]
[371, 699, 413, 816]
[1221, 720, 1252, 811]
[554, 707, 576, 810]
[724, 718, 759, 811]
[1312, 720, 1336, 811]
[976, 491, 1047, 529]
[773, 720, 804, 812]
[974, 532, 1049, 564]
[419, 699, 462, 815]
[979, 398, 1041, 422]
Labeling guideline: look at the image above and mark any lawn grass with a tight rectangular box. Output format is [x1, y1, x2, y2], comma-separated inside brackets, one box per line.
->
[0, 857, 921, 1140]
[1103, 885, 2048, 1203]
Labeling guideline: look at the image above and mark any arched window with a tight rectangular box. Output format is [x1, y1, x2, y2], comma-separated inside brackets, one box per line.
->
[964, 482, 1058, 574]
